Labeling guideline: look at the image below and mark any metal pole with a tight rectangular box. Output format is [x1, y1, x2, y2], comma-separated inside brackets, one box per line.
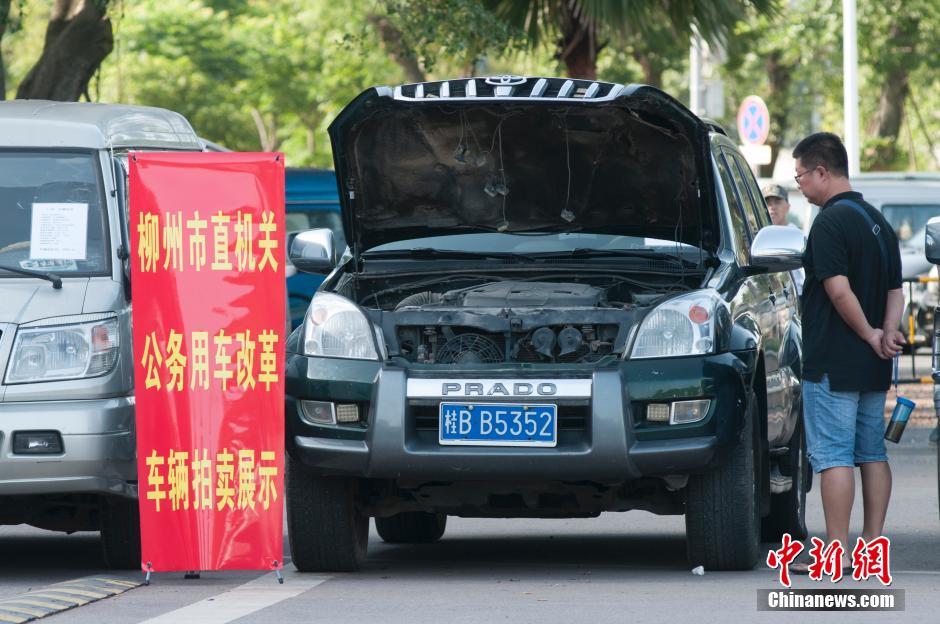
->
[843, 0, 860, 176]
[689, 28, 702, 115]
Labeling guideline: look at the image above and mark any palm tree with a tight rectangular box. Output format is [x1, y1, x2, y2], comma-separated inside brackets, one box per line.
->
[484, 0, 777, 80]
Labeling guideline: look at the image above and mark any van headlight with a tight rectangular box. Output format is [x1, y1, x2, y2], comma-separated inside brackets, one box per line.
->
[303, 293, 379, 360]
[5, 315, 120, 383]
[630, 290, 726, 359]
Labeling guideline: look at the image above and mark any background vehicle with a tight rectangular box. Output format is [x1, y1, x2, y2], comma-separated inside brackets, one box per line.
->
[854, 175, 940, 349]
[285, 168, 343, 328]
[764, 173, 940, 349]
[922, 217, 940, 520]
[0, 101, 204, 568]
[284, 77, 808, 573]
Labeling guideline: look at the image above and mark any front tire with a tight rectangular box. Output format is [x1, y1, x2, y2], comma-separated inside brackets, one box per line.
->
[287, 455, 368, 572]
[685, 396, 761, 571]
[100, 497, 141, 570]
[375, 512, 447, 544]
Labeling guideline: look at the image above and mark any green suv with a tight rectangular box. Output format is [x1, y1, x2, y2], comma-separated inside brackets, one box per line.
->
[284, 76, 808, 573]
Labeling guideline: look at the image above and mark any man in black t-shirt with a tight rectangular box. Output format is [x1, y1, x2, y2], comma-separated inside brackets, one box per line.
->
[789, 133, 904, 575]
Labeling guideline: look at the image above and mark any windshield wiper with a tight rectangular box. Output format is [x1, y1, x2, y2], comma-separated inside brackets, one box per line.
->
[0, 263, 63, 289]
[534, 248, 702, 267]
[362, 248, 538, 262]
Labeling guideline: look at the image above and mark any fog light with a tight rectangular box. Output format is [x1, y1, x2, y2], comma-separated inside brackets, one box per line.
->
[335, 403, 360, 423]
[300, 400, 335, 425]
[13, 431, 63, 455]
[671, 400, 710, 425]
[646, 403, 670, 423]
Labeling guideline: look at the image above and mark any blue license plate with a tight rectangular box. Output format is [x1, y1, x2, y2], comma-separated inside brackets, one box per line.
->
[438, 402, 557, 447]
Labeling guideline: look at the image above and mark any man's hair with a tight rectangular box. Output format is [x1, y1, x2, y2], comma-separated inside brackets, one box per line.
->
[792, 132, 849, 178]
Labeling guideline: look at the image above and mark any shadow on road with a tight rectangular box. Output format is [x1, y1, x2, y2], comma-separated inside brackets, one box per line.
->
[0, 530, 106, 578]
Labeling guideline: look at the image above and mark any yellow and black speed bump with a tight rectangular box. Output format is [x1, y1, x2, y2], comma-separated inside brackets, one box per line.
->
[0, 576, 142, 623]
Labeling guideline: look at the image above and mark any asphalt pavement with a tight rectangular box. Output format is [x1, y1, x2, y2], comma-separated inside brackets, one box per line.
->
[0, 428, 937, 624]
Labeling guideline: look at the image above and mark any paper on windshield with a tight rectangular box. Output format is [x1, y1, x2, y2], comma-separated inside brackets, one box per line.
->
[29, 203, 88, 260]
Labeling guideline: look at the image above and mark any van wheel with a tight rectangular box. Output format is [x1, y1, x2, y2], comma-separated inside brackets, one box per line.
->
[685, 395, 761, 571]
[761, 417, 809, 542]
[100, 497, 141, 570]
[375, 512, 447, 544]
[287, 455, 368, 572]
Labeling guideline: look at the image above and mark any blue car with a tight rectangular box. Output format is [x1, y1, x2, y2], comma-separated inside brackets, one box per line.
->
[286, 168, 344, 328]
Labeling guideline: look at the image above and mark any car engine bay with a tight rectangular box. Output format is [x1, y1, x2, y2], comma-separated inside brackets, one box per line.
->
[338, 271, 705, 365]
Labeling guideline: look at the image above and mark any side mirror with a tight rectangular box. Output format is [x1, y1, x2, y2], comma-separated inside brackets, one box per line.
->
[749, 225, 805, 273]
[289, 228, 336, 274]
[925, 217, 940, 264]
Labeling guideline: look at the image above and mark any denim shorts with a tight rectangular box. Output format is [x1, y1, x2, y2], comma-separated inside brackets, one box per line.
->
[802, 375, 889, 473]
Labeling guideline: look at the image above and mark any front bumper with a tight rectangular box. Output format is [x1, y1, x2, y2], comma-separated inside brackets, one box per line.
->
[0, 396, 136, 497]
[286, 353, 753, 482]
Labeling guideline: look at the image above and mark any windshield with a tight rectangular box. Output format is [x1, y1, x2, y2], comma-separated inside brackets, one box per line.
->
[368, 232, 703, 258]
[881, 203, 940, 246]
[0, 151, 110, 277]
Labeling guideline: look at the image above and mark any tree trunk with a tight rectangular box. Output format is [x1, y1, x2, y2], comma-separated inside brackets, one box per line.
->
[764, 51, 792, 177]
[557, 2, 598, 80]
[16, 0, 112, 101]
[869, 67, 910, 141]
[633, 52, 662, 87]
[250, 108, 279, 152]
[367, 14, 425, 83]
[862, 13, 919, 170]
[0, 0, 11, 99]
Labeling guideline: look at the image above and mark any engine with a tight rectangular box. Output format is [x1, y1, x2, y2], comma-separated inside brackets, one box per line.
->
[392, 281, 622, 364]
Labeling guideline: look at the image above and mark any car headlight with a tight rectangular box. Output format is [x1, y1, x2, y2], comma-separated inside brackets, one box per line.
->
[5, 314, 120, 383]
[630, 290, 726, 359]
[303, 292, 379, 360]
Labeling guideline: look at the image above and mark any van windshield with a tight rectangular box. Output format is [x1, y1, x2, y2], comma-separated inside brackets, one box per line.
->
[0, 151, 110, 277]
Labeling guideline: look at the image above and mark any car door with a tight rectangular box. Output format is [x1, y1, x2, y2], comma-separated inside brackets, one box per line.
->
[725, 150, 796, 445]
[719, 149, 788, 444]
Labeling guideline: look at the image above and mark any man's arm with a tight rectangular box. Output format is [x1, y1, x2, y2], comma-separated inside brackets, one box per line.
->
[823, 275, 887, 358]
[881, 288, 905, 356]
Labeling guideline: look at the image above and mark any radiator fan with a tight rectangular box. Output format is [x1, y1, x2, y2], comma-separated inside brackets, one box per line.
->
[436, 333, 503, 364]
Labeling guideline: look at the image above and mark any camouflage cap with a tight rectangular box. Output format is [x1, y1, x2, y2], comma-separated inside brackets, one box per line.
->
[761, 183, 788, 201]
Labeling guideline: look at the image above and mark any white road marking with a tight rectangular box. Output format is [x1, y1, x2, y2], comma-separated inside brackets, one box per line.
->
[138, 569, 330, 624]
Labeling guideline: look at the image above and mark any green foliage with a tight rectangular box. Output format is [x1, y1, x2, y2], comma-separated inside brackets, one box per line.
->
[379, 0, 523, 74]
[724, 0, 940, 172]
[2, 0, 938, 171]
[723, 0, 841, 150]
[484, 0, 777, 53]
[98, 0, 403, 167]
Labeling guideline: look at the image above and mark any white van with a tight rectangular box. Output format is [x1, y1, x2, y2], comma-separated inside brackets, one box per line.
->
[0, 101, 204, 568]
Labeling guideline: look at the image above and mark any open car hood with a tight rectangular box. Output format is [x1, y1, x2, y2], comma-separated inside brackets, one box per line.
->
[328, 77, 720, 257]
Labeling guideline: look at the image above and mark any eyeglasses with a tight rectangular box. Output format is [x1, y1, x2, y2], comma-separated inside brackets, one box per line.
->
[794, 166, 825, 184]
[793, 169, 812, 184]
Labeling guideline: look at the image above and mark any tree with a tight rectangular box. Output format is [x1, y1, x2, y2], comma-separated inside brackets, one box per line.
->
[101, 0, 402, 166]
[482, 0, 777, 80]
[724, 0, 841, 175]
[859, 0, 940, 169]
[15, 0, 113, 100]
[371, 0, 521, 79]
[0, 0, 12, 98]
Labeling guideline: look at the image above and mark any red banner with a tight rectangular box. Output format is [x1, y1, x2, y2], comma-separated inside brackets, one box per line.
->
[129, 153, 285, 572]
